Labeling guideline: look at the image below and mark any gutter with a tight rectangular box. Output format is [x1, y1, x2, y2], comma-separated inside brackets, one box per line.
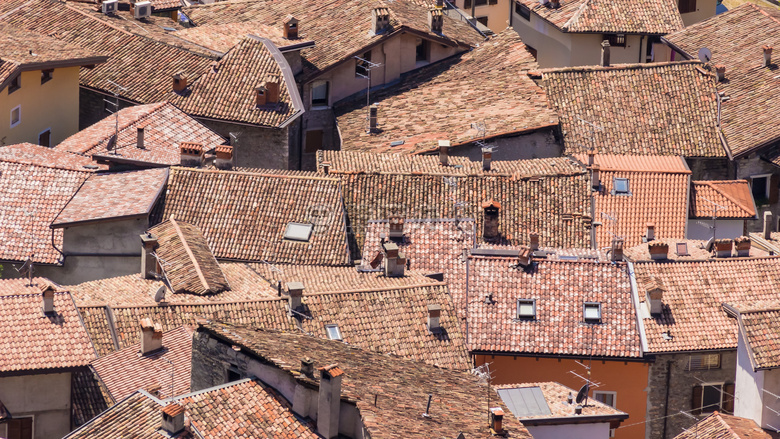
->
[519, 413, 629, 426]
[627, 262, 650, 354]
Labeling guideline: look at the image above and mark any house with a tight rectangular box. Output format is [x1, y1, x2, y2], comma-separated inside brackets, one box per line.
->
[688, 180, 757, 240]
[0, 25, 107, 147]
[335, 30, 560, 159]
[496, 382, 629, 439]
[673, 411, 773, 438]
[510, 0, 684, 67]
[0, 278, 96, 439]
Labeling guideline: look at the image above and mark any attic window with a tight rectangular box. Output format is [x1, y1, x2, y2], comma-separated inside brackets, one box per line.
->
[687, 353, 721, 371]
[613, 178, 630, 195]
[583, 302, 602, 323]
[605, 34, 626, 47]
[325, 324, 342, 340]
[676, 242, 689, 256]
[515, 2, 531, 20]
[516, 299, 536, 320]
[284, 222, 313, 242]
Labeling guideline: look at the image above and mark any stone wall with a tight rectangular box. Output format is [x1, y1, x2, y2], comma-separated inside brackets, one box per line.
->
[79, 87, 136, 131]
[685, 157, 733, 181]
[190, 329, 248, 392]
[198, 119, 293, 170]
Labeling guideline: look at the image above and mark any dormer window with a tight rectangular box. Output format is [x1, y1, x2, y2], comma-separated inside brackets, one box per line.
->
[325, 324, 342, 340]
[584, 302, 602, 323]
[612, 178, 630, 195]
[516, 299, 536, 320]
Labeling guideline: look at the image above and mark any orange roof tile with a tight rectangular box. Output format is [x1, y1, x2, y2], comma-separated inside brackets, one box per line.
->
[674, 412, 772, 439]
[729, 303, 780, 370]
[691, 181, 757, 219]
[173, 21, 314, 53]
[496, 382, 627, 422]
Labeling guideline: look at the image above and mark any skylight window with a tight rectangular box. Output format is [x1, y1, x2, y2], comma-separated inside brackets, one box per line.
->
[284, 222, 313, 242]
[325, 324, 342, 341]
[613, 178, 630, 195]
[676, 242, 690, 256]
[583, 302, 602, 323]
[516, 299, 536, 320]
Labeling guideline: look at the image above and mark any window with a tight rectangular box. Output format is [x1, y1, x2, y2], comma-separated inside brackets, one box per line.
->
[465, 0, 489, 7]
[311, 81, 329, 107]
[583, 302, 602, 323]
[5, 417, 33, 439]
[686, 353, 721, 371]
[516, 299, 536, 319]
[593, 391, 617, 407]
[751, 174, 771, 203]
[305, 129, 324, 153]
[10, 105, 20, 128]
[284, 222, 313, 242]
[325, 324, 342, 340]
[676, 242, 689, 256]
[38, 129, 51, 148]
[356, 51, 371, 77]
[8, 75, 20, 94]
[613, 177, 630, 195]
[678, 0, 696, 13]
[605, 34, 626, 47]
[515, 2, 531, 20]
[692, 383, 734, 414]
[526, 44, 538, 60]
[226, 366, 241, 383]
[41, 69, 53, 84]
[416, 39, 429, 63]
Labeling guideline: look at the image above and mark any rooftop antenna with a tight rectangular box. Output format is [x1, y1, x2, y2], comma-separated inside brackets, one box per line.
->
[15, 253, 34, 286]
[696, 195, 727, 242]
[354, 55, 382, 133]
[105, 79, 127, 155]
[575, 116, 604, 152]
[471, 362, 495, 428]
[569, 320, 602, 407]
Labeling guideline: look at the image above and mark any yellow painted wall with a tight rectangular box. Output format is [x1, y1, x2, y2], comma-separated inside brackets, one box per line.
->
[475, 354, 650, 439]
[454, 0, 512, 34]
[680, 0, 717, 26]
[0, 66, 80, 147]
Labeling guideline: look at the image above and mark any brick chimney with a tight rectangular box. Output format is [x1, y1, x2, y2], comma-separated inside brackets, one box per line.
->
[140, 232, 159, 279]
[428, 8, 443, 33]
[518, 245, 532, 267]
[172, 73, 187, 93]
[601, 40, 610, 67]
[161, 403, 186, 436]
[283, 15, 299, 39]
[645, 222, 655, 242]
[368, 105, 378, 133]
[388, 214, 404, 240]
[648, 242, 668, 260]
[136, 125, 145, 149]
[427, 304, 441, 331]
[382, 241, 406, 277]
[645, 278, 664, 315]
[735, 236, 751, 257]
[215, 145, 233, 170]
[764, 211, 774, 240]
[482, 199, 500, 240]
[482, 147, 493, 171]
[763, 45, 773, 68]
[180, 142, 204, 167]
[439, 140, 451, 166]
[714, 239, 733, 258]
[591, 164, 600, 190]
[287, 282, 304, 310]
[301, 357, 314, 377]
[490, 408, 505, 435]
[715, 65, 726, 82]
[610, 237, 624, 262]
[317, 364, 344, 439]
[41, 281, 55, 314]
[587, 150, 595, 166]
[530, 232, 539, 250]
[255, 85, 268, 107]
[265, 76, 280, 104]
[372, 7, 390, 35]
[140, 318, 163, 354]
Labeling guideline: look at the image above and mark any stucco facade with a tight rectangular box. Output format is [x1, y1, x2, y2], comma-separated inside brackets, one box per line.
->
[734, 331, 780, 431]
[0, 372, 74, 439]
[452, 0, 512, 33]
[679, 0, 718, 26]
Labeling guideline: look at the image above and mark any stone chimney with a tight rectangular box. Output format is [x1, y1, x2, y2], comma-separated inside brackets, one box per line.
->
[427, 304, 441, 331]
[317, 364, 344, 439]
[482, 199, 500, 240]
[372, 7, 390, 35]
[646, 278, 664, 315]
[610, 237, 624, 262]
[287, 282, 304, 310]
[428, 8, 443, 33]
[764, 45, 773, 68]
[215, 145, 233, 170]
[382, 241, 406, 277]
[648, 242, 668, 260]
[764, 211, 774, 240]
[439, 140, 450, 166]
[180, 142, 204, 167]
[388, 214, 404, 240]
[136, 125, 145, 149]
[714, 239, 733, 258]
[265, 76, 280, 104]
[140, 232, 159, 279]
[161, 403, 185, 436]
[482, 147, 493, 171]
[140, 318, 163, 354]
[255, 85, 268, 107]
[530, 232, 539, 251]
[301, 357, 314, 377]
[41, 282, 55, 314]
[591, 164, 600, 190]
[283, 15, 299, 39]
[715, 65, 726, 82]
[172, 73, 187, 93]
[735, 236, 751, 257]
[601, 40, 610, 67]
[645, 222, 655, 242]
[368, 105, 378, 133]
[490, 408, 505, 435]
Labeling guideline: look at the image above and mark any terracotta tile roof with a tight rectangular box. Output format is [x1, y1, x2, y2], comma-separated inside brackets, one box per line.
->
[172, 36, 302, 128]
[71, 367, 113, 427]
[335, 30, 557, 154]
[515, 0, 683, 33]
[183, 0, 484, 82]
[148, 218, 230, 295]
[55, 102, 226, 166]
[634, 257, 780, 352]
[158, 167, 351, 265]
[199, 323, 534, 438]
[625, 238, 770, 261]
[495, 382, 627, 421]
[542, 62, 724, 157]
[52, 168, 168, 227]
[0, 144, 95, 264]
[0, 279, 95, 372]
[468, 257, 642, 357]
[65, 391, 172, 439]
[674, 411, 772, 439]
[173, 21, 314, 53]
[92, 326, 192, 401]
[663, 4, 780, 158]
[729, 303, 780, 370]
[691, 181, 757, 219]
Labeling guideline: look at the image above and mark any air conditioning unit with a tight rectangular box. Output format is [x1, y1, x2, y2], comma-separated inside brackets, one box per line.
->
[134, 1, 152, 19]
[101, 0, 118, 14]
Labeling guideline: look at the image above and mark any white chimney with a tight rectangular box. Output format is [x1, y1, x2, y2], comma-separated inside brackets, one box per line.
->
[215, 145, 233, 170]
[482, 147, 492, 171]
[610, 238, 623, 262]
[764, 45, 773, 68]
[140, 232, 159, 279]
[140, 318, 163, 354]
[601, 40, 610, 67]
[371, 7, 390, 34]
[439, 140, 450, 166]
[427, 304, 441, 331]
[317, 364, 343, 439]
[161, 403, 186, 436]
[382, 241, 406, 277]
[764, 211, 774, 240]
[137, 125, 145, 149]
[41, 282, 55, 314]
[287, 282, 304, 310]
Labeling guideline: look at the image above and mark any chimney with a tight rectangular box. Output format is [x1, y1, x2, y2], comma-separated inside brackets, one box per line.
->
[428, 8, 443, 33]
[140, 232, 159, 279]
[735, 236, 751, 257]
[139, 318, 163, 354]
[530, 232, 539, 251]
[714, 239, 733, 258]
[210, 60, 219, 74]
[161, 403, 186, 436]
[549, 0, 560, 8]
[482, 147, 493, 171]
[591, 164, 600, 190]
[283, 15, 299, 39]
[215, 145, 233, 170]
[317, 364, 344, 439]
[601, 40, 611, 67]
[382, 241, 406, 277]
[763, 45, 773, 68]
[265, 76, 280, 104]
[321, 161, 331, 175]
[427, 304, 442, 331]
[518, 245, 532, 267]
[368, 105, 378, 133]
[490, 408, 505, 435]
[287, 282, 304, 310]
[436, 0, 444, 7]
[438, 140, 451, 166]
[180, 142, 204, 167]
[41, 282, 55, 314]
[648, 242, 668, 260]
[645, 222, 655, 242]
[136, 125, 145, 149]
[482, 199, 500, 240]
[610, 237, 624, 262]
[372, 7, 390, 35]
[301, 357, 314, 377]
[646, 278, 664, 315]
[388, 214, 404, 240]
[587, 150, 595, 166]
[715, 65, 726, 82]
[255, 85, 267, 107]
[172, 73, 187, 93]
[575, 405, 583, 415]
[764, 211, 774, 240]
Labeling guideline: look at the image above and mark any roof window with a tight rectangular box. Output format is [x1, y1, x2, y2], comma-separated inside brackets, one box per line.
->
[583, 302, 602, 323]
[676, 242, 689, 256]
[325, 324, 342, 341]
[612, 178, 630, 195]
[284, 222, 313, 242]
[516, 299, 536, 320]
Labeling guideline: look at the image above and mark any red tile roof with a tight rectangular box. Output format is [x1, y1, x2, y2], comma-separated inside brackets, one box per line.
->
[173, 21, 313, 54]
[496, 382, 627, 422]
[625, 238, 770, 261]
[515, 0, 683, 33]
[664, 4, 780, 159]
[92, 326, 192, 401]
[0, 279, 95, 372]
[634, 257, 780, 352]
[71, 367, 114, 427]
[467, 257, 642, 358]
[541, 62, 724, 157]
[52, 168, 168, 228]
[335, 30, 557, 154]
[729, 303, 780, 370]
[56, 102, 226, 166]
[673, 412, 772, 439]
[691, 181, 757, 219]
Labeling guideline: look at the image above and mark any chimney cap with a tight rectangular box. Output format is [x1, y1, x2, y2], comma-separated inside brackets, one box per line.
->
[284, 14, 299, 24]
[427, 304, 442, 312]
[180, 142, 204, 155]
[287, 281, 305, 292]
[318, 363, 344, 378]
[162, 403, 186, 417]
[481, 199, 501, 210]
[438, 139, 451, 148]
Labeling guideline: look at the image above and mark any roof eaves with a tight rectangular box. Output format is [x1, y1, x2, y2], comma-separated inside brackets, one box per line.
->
[628, 261, 650, 354]
[722, 303, 762, 372]
[247, 35, 304, 128]
[17, 55, 109, 72]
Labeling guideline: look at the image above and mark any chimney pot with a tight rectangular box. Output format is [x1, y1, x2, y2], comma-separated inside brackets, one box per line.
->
[438, 140, 451, 166]
[41, 282, 55, 314]
[645, 222, 655, 242]
[180, 142, 204, 167]
[255, 85, 268, 107]
[368, 105, 378, 133]
[490, 407, 505, 434]
[140, 317, 163, 354]
[428, 8, 443, 33]
[301, 357, 314, 377]
[591, 164, 601, 190]
[283, 15, 299, 39]
[136, 125, 145, 149]
[764, 45, 773, 68]
[482, 147, 493, 171]
[715, 65, 726, 82]
[287, 282, 304, 310]
[140, 232, 159, 278]
[764, 211, 774, 240]
[610, 237, 624, 262]
[601, 40, 611, 67]
[265, 76, 280, 105]
[388, 215, 404, 240]
[317, 364, 343, 439]
[215, 145, 233, 170]
[587, 150, 595, 166]
[735, 236, 751, 257]
[482, 199, 501, 240]
[575, 405, 583, 415]
[648, 242, 668, 260]
[161, 403, 186, 435]
[427, 304, 442, 331]
[714, 239, 733, 258]
[517, 245, 532, 267]
[530, 232, 540, 250]
[172, 73, 187, 93]
[382, 242, 406, 277]
[371, 7, 390, 35]
[646, 279, 664, 315]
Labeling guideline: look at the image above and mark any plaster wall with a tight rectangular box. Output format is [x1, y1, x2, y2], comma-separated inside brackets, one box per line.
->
[679, 0, 717, 26]
[0, 372, 73, 439]
[686, 219, 744, 240]
[762, 369, 780, 431]
[735, 155, 780, 233]
[198, 118, 291, 170]
[526, 422, 611, 439]
[734, 334, 764, 425]
[453, 0, 512, 33]
[449, 129, 561, 161]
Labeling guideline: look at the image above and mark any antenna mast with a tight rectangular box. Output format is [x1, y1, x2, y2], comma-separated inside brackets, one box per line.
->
[354, 55, 382, 133]
[105, 79, 127, 155]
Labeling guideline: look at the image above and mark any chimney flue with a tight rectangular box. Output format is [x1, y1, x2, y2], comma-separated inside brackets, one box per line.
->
[591, 164, 600, 190]
[317, 364, 344, 439]
[428, 8, 443, 33]
[482, 199, 500, 240]
[140, 318, 163, 354]
[322, 161, 331, 174]
[482, 147, 493, 171]
[215, 145, 233, 170]
[301, 357, 314, 377]
[287, 282, 304, 310]
[735, 236, 751, 257]
[265, 76, 280, 104]
[172, 73, 187, 93]
[180, 142, 204, 167]
[371, 7, 390, 34]
[439, 140, 450, 166]
[587, 150, 595, 166]
[645, 222, 655, 242]
[763, 45, 773, 68]
[255, 85, 267, 107]
[714, 239, 733, 258]
[530, 232, 539, 251]
[646, 281, 664, 315]
[161, 403, 186, 436]
[764, 211, 774, 240]
[41, 282, 55, 314]
[368, 105, 378, 133]
[283, 15, 299, 39]
[140, 232, 159, 279]
[601, 40, 610, 67]
[549, 0, 560, 8]
[427, 304, 441, 331]
[490, 408, 505, 434]
[382, 241, 406, 277]
[715, 65, 726, 82]
[137, 125, 145, 149]
[610, 238, 624, 262]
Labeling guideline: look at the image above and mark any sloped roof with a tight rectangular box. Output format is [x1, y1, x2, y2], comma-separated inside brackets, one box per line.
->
[729, 303, 780, 370]
[56, 102, 226, 166]
[71, 367, 113, 427]
[158, 167, 351, 265]
[673, 412, 772, 439]
[625, 238, 770, 261]
[691, 181, 757, 219]
[173, 21, 314, 53]
[496, 382, 627, 422]
[541, 62, 724, 157]
[663, 4, 780, 159]
[335, 30, 557, 154]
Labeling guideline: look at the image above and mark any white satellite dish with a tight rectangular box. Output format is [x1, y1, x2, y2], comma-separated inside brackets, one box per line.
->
[698, 47, 712, 63]
[151, 285, 166, 303]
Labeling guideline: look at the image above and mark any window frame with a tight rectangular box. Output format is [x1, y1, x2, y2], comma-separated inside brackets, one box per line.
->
[38, 128, 51, 148]
[515, 1, 531, 20]
[686, 353, 721, 371]
[310, 81, 329, 108]
[325, 324, 343, 340]
[612, 177, 631, 195]
[605, 33, 627, 48]
[583, 302, 602, 323]
[283, 222, 314, 242]
[516, 298, 536, 320]
[699, 382, 724, 413]
[678, 0, 696, 14]
[415, 38, 430, 63]
[750, 173, 771, 202]
[41, 69, 53, 85]
[10, 105, 21, 128]
[4, 416, 34, 439]
[593, 390, 617, 407]
[8, 74, 20, 94]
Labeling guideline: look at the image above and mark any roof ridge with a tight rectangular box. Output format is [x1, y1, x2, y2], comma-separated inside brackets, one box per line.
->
[303, 282, 447, 297]
[170, 166, 340, 182]
[0, 154, 94, 173]
[541, 60, 703, 75]
[562, 0, 590, 31]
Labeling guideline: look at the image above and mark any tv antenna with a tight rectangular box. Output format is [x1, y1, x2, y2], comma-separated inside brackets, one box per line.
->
[696, 195, 726, 242]
[162, 357, 174, 399]
[443, 176, 466, 216]
[354, 55, 382, 132]
[575, 116, 604, 151]
[105, 79, 127, 155]
[15, 253, 35, 286]
[471, 363, 495, 428]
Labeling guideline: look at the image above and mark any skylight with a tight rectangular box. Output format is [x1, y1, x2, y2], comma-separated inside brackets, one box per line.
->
[284, 222, 313, 242]
[613, 178, 630, 195]
[325, 324, 342, 341]
[676, 242, 689, 256]
[516, 299, 536, 320]
[583, 302, 602, 323]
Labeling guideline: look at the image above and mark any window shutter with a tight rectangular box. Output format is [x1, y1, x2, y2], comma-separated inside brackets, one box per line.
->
[722, 383, 735, 413]
[691, 385, 703, 415]
[770, 174, 779, 204]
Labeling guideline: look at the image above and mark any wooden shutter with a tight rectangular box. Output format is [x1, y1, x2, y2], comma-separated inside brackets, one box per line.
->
[770, 174, 779, 204]
[691, 385, 703, 415]
[722, 383, 735, 413]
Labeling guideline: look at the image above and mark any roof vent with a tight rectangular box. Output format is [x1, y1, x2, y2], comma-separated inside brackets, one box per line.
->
[490, 408, 505, 435]
[287, 282, 304, 310]
[427, 304, 442, 331]
[215, 145, 233, 170]
[140, 318, 163, 355]
[161, 403, 186, 436]
[41, 281, 56, 315]
[372, 7, 390, 35]
[428, 8, 443, 33]
[172, 72, 188, 93]
[136, 125, 145, 149]
[482, 199, 500, 240]
[715, 65, 726, 82]
[438, 140, 451, 166]
[180, 142, 204, 167]
[714, 239, 733, 258]
[600, 40, 610, 67]
[283, 15, 299, 39]
[610, 237, 623, 262]
[763, 45, 773, 68]
[648, 242, 668, 260]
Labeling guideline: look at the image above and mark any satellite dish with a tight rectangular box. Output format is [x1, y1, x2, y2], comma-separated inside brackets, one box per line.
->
[575, 383, 590, 405]
[698, 47, 712, 63]
[151, 285, 166, 303]
[106, 134, 117, 151]
[705, 237, 715, 252]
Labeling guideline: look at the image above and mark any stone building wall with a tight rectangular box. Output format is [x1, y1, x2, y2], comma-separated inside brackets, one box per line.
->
[79, 88, 136, 131]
